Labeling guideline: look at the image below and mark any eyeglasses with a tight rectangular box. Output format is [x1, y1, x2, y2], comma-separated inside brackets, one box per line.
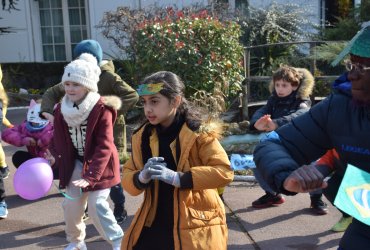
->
[345, 60, 370, 75]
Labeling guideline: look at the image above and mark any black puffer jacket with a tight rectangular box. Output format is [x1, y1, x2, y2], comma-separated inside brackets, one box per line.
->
[253, 73, 370, 250]
[249, 68, 314, 129]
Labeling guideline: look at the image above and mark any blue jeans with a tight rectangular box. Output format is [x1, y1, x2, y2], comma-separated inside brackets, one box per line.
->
[109, 183, 125, 206]
[64, 160, 123, 245]
[253, 168, 322, 197]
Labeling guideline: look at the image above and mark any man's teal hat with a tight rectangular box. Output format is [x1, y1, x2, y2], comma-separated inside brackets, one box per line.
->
[331, 22, 370, 66]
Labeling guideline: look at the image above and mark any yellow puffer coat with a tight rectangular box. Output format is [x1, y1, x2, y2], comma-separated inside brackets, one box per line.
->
[122, 121, 234, 250]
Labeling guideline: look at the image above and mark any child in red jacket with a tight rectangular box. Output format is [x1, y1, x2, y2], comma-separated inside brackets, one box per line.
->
[44, 53, 123, 250]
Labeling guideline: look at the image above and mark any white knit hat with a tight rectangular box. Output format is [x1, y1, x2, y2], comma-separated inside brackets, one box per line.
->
[62, 53, 101, 92]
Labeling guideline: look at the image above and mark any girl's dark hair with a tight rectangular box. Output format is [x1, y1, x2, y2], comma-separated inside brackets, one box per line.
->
[140, 71, 205, 130]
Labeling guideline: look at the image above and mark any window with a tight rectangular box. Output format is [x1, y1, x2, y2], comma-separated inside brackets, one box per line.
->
[38, 0, 88, 61]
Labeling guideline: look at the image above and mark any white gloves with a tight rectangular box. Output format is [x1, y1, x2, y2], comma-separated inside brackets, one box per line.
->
[139, 157, 165, 184]
[138, 157, 180, 187]
[149, 164, 180, 188]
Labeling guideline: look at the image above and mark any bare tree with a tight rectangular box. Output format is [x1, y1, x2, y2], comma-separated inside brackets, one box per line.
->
[1, 0, 19, 34]
[2, 0, 19, 11]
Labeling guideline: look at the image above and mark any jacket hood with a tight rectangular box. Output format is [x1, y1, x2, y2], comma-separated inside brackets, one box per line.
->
[101, 95, 122, 110]
[332, 73, 352, 97]
[269, 68, 315, 99]
[197, 119, 224, 140]
[100, 60, 115, 73]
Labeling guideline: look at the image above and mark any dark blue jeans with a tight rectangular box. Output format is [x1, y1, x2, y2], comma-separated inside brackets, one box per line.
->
[110, 183, 125, 206]
[0, 175, 4, 202]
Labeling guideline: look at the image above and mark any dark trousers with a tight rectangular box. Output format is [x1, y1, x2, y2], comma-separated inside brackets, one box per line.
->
[12, 151, 59, 179]
[110, 183, 125, 206]
[0, 175, 4, 202]
[323, 171, 350, 218]
[12, 151, 33, 168]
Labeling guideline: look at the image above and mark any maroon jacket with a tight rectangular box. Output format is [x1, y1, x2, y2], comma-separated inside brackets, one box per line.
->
[50, 97, 121, 191]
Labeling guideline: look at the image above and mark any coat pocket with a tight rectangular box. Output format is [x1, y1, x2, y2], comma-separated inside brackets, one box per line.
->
[188, 207, 219, 221]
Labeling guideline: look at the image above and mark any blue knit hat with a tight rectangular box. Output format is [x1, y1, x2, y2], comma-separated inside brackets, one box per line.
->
[73, 39, 103, 64]
[332, 22, 370, 66]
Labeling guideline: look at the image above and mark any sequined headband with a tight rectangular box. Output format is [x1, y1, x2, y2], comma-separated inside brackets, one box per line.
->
[137, 82, 164, 96]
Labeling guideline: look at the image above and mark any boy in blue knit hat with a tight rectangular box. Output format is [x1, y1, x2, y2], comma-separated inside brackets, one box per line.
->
[73, 39, 103, 64]
[253, 23, 370, 250]
[41, 39, 139, 225]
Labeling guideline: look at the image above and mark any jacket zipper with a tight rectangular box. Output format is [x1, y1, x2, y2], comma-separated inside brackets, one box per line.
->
[127, 190, 147, 249]
[177, 188, 182, 250]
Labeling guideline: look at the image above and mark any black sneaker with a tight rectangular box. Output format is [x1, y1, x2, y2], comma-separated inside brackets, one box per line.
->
[310, 196, 328, 215]
[83, 207, 89, 221]
[0, 167, 9, 179]
[114, 205, 127, 225]
[252, 192, 285, 208]
[82, 211, 89, 221]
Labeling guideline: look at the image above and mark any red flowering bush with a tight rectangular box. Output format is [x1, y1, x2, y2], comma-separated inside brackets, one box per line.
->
[100, 6, 244, 103]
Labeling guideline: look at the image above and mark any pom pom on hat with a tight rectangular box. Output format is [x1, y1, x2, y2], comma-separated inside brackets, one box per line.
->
[73, 39, 103, 64]
[62, 53, 101, 92]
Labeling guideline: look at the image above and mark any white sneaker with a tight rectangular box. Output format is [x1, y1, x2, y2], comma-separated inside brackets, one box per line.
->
[112, 238, 122, 250]
[64, 241, 87, 250]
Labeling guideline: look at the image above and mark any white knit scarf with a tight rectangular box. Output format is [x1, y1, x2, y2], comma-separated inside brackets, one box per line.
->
[61, 92, 101, 127]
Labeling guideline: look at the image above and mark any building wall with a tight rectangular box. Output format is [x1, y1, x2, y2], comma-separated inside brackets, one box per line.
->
[0, 0, 35, 63]
[0, 0, 211, 63]
[0, 0, 321, 64]
[0, 0, 126, 63]
[88, 0, 132, 60]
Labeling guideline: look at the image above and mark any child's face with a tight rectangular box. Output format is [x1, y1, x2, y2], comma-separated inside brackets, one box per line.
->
[141, 93, 179, 128]
[274, 79, 297, 97]
[64, 81, 89, 103]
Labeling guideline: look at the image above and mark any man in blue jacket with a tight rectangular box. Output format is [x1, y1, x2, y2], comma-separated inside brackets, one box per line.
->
[253, 23, 370, 250]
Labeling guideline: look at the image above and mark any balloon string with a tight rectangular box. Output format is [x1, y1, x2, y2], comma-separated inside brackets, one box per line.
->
[53, 182, 82, 200]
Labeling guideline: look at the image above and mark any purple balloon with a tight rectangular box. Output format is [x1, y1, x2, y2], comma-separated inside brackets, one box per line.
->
[13, 157, 53, 200]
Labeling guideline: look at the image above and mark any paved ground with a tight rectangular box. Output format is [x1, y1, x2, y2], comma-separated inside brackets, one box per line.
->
[0, 108, 344, 249]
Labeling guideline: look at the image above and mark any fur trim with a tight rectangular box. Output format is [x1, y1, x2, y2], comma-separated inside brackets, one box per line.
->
[295, 68, 315, 98]
[197, 119, 224, 140]
[101, 95, 122, 110]
[268, 68, 315, 99]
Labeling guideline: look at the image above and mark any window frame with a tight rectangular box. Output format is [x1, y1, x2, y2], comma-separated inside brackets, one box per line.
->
[38, 0, 90, 62]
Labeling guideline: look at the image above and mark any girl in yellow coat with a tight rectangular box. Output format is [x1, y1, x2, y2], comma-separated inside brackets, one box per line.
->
[122, 71, 234, 250]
